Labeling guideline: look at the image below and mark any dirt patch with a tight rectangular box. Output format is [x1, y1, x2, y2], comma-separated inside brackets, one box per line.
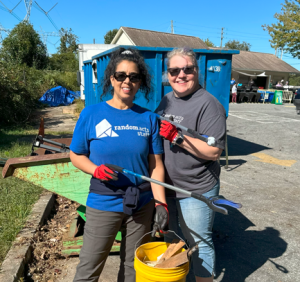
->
[31, 105, 78, 132]
[26, 196, 79, 281]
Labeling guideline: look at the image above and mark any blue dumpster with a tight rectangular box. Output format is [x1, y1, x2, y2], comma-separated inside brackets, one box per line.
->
[83, 46, 239, 116]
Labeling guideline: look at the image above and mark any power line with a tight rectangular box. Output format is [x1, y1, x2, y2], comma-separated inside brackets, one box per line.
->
[175, 26, 221, 35]
[175, 21, 222, 30]
[224, 33, 270, 40]
[150, 21, 170, 29]
[226, 28, 270, 37]
[226, 29, 270, 38]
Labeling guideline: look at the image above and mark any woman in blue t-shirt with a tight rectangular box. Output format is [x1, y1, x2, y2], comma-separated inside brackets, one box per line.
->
[70, 48, 168, 282]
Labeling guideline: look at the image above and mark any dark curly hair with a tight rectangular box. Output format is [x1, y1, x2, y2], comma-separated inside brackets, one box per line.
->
[101, 47, 152, 102]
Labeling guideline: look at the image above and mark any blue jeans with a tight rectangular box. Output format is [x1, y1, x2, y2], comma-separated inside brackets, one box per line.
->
[164, 182, 220, 280]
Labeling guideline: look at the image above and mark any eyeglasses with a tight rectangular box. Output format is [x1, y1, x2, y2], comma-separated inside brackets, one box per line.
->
[167, 65, 196, 77]
[113, 72, 141, 83]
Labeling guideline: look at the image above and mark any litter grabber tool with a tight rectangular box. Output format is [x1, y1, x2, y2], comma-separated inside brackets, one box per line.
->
[105, 164, 242, 215]
[31, 135, 70, 154]
[155, 113, 216, 146]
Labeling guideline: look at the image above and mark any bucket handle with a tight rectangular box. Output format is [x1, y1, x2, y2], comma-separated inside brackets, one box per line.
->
[134, 230, 188, 252]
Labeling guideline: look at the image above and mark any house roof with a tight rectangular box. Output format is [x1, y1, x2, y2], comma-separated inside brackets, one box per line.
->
[232, 50, 300, 73]
[113, 27, 208, 49]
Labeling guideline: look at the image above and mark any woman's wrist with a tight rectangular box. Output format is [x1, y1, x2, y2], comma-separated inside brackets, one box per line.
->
[155, 202, 168, 211]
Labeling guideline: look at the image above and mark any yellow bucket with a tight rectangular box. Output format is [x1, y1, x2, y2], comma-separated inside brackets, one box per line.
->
[134, 242, 189, 282]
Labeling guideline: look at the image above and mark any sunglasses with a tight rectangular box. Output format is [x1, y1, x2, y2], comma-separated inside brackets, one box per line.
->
[167, 65, 196, 76]
[113, 72, 141, 83]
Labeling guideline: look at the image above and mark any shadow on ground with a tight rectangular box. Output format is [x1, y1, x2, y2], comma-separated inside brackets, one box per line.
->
[219, 159, 247, 171]
[213, 208, 288, 282]
[225, 135, 271, 156]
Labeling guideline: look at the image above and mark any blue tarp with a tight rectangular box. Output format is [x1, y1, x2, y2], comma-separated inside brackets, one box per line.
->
[39, 86, 80, 107]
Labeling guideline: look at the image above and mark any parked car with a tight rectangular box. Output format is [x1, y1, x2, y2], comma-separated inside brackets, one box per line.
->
[294, 89, 300, 115]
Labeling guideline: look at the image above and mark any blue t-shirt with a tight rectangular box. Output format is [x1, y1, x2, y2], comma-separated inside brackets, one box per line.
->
[70, 102, 163, 212]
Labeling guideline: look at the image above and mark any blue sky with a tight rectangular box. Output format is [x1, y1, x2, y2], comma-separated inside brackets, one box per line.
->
[1, 0, 299, 71]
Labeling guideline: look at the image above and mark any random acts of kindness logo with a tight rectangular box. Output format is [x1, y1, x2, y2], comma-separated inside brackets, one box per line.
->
[95, 119, 119, 138]
[95, 119, 150, 138]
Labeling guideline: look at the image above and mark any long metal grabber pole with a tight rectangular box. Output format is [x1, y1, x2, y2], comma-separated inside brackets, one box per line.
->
[32, 135, 70, 153]
[105, 164, 242, 215]
[155, 114, 216, 146]
[33, 143, 70, 153]
[36, 135, 70, 149]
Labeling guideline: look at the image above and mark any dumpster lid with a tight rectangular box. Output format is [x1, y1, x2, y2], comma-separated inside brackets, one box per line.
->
[91, 45, 240, 60]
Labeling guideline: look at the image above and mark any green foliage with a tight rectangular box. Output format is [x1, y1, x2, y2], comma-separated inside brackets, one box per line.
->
[0, 61, 79, 125]
[104, 29, 118, 44]
[43, 71, 80, 91]
[225, 40, 251, 51]
[202, 38, 215, 47]
[0, 21, 48, 69]
[262, 0, 300, 59]
[0, 24, 79, 126]
[49, 52, 79, 72]
[0, 62, 41, 125]
[50, 28, 79, 72]
[58, 28, 79, 54]
[289, 75, 300, 85]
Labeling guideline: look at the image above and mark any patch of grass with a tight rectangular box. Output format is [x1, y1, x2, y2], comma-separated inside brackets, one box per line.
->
[0, 126, 71, 265]
[0, 168, 43, 263]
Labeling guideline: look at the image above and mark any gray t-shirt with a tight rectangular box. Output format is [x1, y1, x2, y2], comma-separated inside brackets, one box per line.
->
[155, 87, 226, 197]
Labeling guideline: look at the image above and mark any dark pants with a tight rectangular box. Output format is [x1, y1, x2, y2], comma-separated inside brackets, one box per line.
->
[73, 200, 154, 282]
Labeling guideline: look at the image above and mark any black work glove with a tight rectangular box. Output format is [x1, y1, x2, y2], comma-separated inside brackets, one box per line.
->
[151, 203, 169, 237]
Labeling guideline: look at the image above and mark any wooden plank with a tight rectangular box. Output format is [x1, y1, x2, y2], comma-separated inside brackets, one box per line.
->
[155, 245, 198, 269]
[155, 250, 188, 269]
[156, 239, 185, 265]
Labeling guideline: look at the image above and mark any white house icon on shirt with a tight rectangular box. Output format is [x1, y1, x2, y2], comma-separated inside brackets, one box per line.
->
[96, 119, 119, 138]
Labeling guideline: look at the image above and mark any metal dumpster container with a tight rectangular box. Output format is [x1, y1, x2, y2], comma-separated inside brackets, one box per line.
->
[83, 46, 239, 116]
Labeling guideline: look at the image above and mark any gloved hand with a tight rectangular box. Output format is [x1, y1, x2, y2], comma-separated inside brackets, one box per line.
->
[159, 120, 178, 143]
[151, 203, 169, 237]
[93, 164, 118, 182]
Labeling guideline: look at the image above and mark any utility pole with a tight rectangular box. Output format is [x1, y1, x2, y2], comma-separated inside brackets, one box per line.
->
[171, 20, 174, 34]
[220, 27, 224, 48]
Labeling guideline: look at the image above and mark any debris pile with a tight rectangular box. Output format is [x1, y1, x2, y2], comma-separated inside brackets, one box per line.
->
[27, 196, 79, 281]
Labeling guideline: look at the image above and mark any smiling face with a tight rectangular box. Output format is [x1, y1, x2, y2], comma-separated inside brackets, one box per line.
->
[168, 55, 199, 98]
[110, 60, 141, 104]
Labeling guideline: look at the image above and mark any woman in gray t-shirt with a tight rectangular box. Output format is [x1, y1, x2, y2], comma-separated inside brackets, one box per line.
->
[156, 47, 226, 282]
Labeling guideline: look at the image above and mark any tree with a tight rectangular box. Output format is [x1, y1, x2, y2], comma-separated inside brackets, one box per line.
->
[202, 38, 215, 47]
[50, 28, 79, 72]
[0, 21, 48, 69]
[262, 0, 300, 59]
[49, 52, 78, 72]
[104, 29, 118, 44]
[58, 28, 79, 54]
[225, 40, 251, 51]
